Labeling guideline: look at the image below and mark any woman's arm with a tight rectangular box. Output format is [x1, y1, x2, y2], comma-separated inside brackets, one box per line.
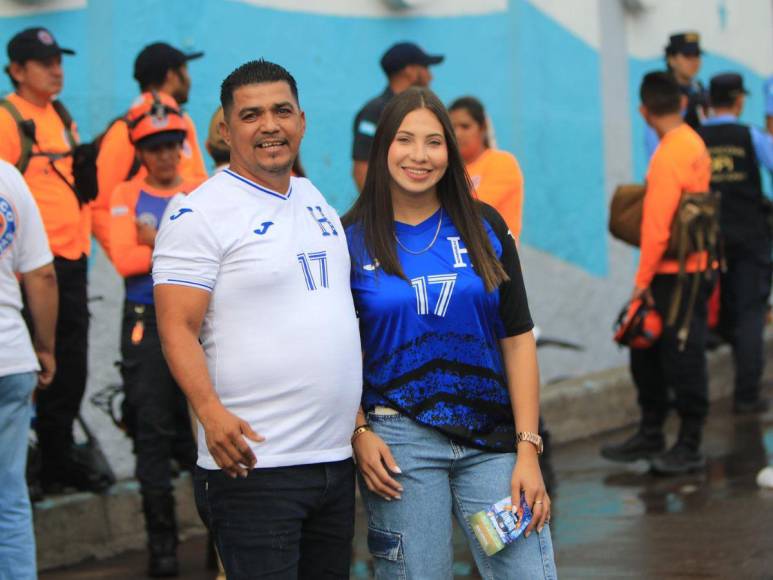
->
[501, 331, 550, 535]
[351, 405, 403, 501]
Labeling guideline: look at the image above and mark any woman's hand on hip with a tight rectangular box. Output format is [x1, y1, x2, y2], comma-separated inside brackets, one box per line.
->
[353, 431, 403, 501]
[511, 450, 550, 537]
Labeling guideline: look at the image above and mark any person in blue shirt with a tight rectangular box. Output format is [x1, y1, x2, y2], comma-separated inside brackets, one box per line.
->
[343, 87, 556, 579]
[698, 73, 773, 414]
[644, 32, 708, 159]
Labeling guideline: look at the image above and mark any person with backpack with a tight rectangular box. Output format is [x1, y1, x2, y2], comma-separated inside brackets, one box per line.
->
[698, 73, 773, 414]
[109, 93, 203, 577]
[93, 42, 208, 256]
[602, 72, 714, 475]
[0, 28, 104, 494]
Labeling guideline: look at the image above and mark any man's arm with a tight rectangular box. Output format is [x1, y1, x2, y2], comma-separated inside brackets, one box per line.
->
[352, 160, 368, 192]
[21, 263, 58, 387]
[154, 284, 263, 478]
[352, 106, 376, 192]
[764, 77, 773, 134]
[634, 155, 681, 290]
[750, 126, 773, 173]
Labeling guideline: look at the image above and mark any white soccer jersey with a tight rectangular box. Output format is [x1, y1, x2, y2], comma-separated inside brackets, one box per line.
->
[0, 160, 53, 377]
[152, 170, 362, 469]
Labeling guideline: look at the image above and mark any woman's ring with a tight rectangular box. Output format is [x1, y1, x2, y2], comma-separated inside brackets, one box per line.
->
[534, 500, 544, 504]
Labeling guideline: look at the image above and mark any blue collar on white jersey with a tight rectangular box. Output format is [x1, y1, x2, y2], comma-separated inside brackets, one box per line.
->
[223, 169, 293, 200]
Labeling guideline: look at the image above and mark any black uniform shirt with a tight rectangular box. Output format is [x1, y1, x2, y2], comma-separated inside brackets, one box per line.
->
[351, 87, 394, 162]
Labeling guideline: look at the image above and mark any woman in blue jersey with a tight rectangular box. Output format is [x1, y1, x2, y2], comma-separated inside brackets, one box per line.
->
[344, 87, 556, 579]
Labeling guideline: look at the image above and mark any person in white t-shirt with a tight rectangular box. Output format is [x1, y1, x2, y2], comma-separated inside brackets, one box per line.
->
[152, 59, 362, 579]
[0, 160, 57, 580]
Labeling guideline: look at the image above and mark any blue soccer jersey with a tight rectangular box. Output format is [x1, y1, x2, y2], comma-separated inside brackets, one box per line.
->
[347, 203, 533, 451]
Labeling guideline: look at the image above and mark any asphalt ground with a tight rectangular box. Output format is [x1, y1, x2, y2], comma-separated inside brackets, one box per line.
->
[41, 386, 773, 579]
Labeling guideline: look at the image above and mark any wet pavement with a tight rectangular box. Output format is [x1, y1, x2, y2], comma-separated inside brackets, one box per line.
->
[42, 388, 773, 579]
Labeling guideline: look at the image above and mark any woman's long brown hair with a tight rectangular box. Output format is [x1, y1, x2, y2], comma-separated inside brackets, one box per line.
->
[343, 87, 507, 292]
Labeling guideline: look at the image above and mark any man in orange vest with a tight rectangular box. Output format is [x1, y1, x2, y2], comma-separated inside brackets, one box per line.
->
[93, 42, 207, 255]
[0, 28, 102, 493]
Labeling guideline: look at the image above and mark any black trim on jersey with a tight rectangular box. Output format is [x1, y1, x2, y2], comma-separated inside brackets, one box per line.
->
[477, 202, 534, 337]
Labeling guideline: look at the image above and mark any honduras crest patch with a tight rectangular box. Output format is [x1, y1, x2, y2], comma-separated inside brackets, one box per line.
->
[0, 196, 17, 256]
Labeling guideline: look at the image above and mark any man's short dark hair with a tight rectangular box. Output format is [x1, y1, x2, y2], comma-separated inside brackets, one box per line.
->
[220, 59, 299, 116]
[640, 71, 681, 116]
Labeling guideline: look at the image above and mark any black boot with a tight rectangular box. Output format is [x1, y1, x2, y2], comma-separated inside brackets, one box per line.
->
[600, 416, 665, 463]
[143, 491, 179, 578]
[650, 418, 706, 475]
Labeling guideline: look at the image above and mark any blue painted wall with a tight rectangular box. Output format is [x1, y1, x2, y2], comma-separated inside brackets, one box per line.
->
[0, 0, 767, 278]
[0, 0, 611, 275]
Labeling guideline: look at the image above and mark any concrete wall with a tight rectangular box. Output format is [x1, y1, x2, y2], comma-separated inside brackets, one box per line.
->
[0, 0, 770, 478]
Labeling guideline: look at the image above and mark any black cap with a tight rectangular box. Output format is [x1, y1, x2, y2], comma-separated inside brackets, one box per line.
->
[666, 32, 702, 56]
[709, 73, 749, 104]
[133, 42, 204, 87]
[7, 27, 75, 63]
[380, 42, 444, 76]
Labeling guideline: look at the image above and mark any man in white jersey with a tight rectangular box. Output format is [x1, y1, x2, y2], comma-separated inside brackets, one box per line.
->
[153, 60, 362, 579]
[0, 160, 57, 579]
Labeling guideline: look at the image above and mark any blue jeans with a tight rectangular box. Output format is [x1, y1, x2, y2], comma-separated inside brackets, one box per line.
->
[0, 372, 37, 580]
[194, 459, 355, 579]
[361, 412, 557, 580]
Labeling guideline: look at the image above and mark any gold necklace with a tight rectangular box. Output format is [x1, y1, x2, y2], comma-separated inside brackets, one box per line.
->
[394, 208, 443, 255]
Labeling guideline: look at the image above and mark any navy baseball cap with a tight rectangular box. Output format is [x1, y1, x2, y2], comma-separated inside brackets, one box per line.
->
[7, 27, 75, 63]
[709, 73, 749, 103]
[666, 32, 702, 56]
[380, 42, 444, 76]
[134, 42, 204, 87]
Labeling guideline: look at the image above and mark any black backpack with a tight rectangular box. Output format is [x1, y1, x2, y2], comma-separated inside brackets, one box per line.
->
[0, 98, 140, 204]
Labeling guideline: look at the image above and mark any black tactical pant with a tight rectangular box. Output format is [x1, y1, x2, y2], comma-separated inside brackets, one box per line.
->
[35, 256, 89, 485]
[120, 301, 195, 494]
[720, 242, 772, 405]
[630, 274, 712, 426]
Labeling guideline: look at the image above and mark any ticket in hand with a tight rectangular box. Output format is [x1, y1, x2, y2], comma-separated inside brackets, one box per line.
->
[469, 493, 533, 556]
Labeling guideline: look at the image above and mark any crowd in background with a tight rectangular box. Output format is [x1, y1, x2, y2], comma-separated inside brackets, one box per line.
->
[0, 23, 771, 580]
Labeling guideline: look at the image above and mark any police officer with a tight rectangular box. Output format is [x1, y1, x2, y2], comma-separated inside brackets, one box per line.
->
[699, 73, 773, 414]
[351, 42, 443, 191]
[645, 32, 708, 159]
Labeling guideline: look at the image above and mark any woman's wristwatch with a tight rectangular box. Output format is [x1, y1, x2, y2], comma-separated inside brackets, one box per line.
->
[515, 431, 544, 454]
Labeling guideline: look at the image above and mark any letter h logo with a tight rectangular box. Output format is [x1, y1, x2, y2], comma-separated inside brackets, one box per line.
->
[307, 206, 338, 237]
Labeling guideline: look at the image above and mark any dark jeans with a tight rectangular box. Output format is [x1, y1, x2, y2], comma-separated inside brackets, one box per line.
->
[120, 301, 195, 494]
[630, 274, 712, 425]
[194, 459, 355, 580]
[34, 256, 89, 482]
[719, 243, 772, 404]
